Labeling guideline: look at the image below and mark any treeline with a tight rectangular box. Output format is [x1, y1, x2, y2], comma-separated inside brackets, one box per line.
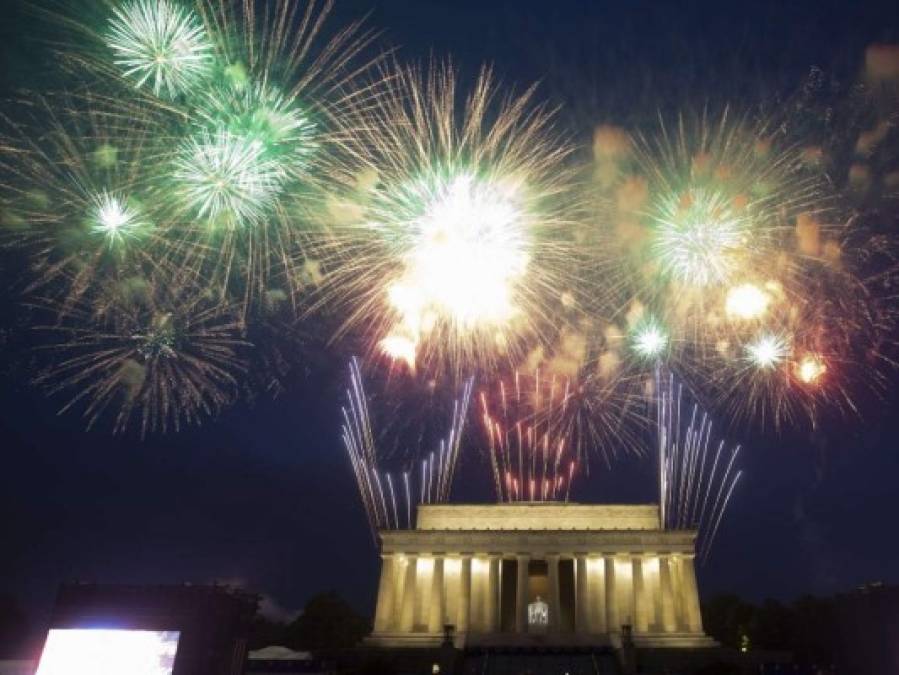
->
[702, 585, 899, 673]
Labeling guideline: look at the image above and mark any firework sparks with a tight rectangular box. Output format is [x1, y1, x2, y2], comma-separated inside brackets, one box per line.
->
[795, 353, 827, 385]
[382, 172, 529, 342]
[745, 331, 790, 370]
[89, 190, 148, 245]
[0, 94, 165, 308]
[340, 358, 473, 536]
[172, 130, 286, 226]
[584, 108, 895, 430]
[652, 187, 749, 287]
[33, 277, 247, 437]
[321, 62, 579, 374]
[632, 316, 669, 360]
[196, 81, 319, 173]
[479, 371, 578, 502]
[657, 373, 741, 563]
[106, 0, 214, 99]
[724, 283, 770, 320]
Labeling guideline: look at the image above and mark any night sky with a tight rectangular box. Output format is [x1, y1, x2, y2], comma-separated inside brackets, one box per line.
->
[2, 0, 899, 631]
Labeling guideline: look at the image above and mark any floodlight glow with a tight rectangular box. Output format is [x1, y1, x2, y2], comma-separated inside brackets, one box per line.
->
[35, 628, 180, 675]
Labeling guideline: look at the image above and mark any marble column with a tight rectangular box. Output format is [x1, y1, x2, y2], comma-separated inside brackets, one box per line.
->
[374, 554, 396, 632]
[658, 555, 677, 632]
[604, 555, 618, 633]
[644, 556, 661, 632]
[457, 555, 472, 633]
[547, 555, 561, 633]
[631, 556, 649, 633]
[486, 556, 500, 632]
[680, 555, 703, 632]
[575, 555, 590, 633]
[671, 556, 686, 630]
[515, 555, 529, 633]
[399, 555, 418, 632]
[592, 557, 607, 633]
[391, 555, 405, 628]
[428, 556, 446, 633]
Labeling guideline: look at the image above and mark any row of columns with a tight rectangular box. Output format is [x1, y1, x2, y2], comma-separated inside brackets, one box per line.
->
[373, 552, 703, 636]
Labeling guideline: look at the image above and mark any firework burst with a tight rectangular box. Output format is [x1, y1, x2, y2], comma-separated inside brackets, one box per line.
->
[581, 109, 899, 431]
[28, 0, 383, 318]
[171, 129, 287, 225]
[318, 62, 581, 375]
[0, 94, 164, 309]
[106, 0, 215, 99]
[33, 276, 247, 437]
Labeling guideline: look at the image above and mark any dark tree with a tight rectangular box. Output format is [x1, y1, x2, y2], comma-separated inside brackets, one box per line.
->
[791, 594, 837, 666]
[752, 599, 794, 650]
[247, 614, 288, 650]
[701, 594, 755, 648]
[284, 591, 370, 656]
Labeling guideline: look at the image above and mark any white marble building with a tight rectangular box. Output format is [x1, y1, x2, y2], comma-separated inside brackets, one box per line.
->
[368, 503, 715, 649]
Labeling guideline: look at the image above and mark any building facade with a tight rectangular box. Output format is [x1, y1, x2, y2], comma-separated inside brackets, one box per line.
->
[368, 503, 715, 649]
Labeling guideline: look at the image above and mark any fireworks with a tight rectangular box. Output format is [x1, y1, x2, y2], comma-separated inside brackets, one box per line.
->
[4, 0, 899, 580]
[479, 371, 578, 502]
[635, 111, 820, 295]
[89, 190, 149, 245]
[341, 358, 473, 535]
[382, 171, 529, 340]
[631, 316, 669, 359]
[320, 63, 580, 374]
[582, 107, 899, 431]
[106, 0, 214, 99]
[172, 130, 286, 225]
[196, 81, 319, 171]
[48, 0, 380, 313]
[652, 187, 749, 288]
[745, 331, 790, 370]
[795, 353, 827, 385]
[724, 283, 770, 321]
[33, 277, 247, 437]
[657, 373, 741, 562]
[0, 94, 165, 308]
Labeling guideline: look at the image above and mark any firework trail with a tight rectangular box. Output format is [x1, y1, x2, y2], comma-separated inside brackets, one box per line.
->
[657, 371, 741, 563]
[340, 358, 473, 536]
[479, 370, 579, 502]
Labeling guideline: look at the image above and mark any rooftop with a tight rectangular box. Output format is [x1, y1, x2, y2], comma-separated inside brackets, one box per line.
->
[415, 503, 661, 531]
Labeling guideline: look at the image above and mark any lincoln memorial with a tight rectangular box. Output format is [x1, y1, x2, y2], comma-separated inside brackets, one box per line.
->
[368, 503, 715, 649]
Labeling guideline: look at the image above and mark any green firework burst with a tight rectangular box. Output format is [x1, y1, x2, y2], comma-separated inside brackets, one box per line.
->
[106, 0, 214, 99]
[197, 81, 319, 174]
[171, 130, 286, 226]
[88, 190, 149, 246]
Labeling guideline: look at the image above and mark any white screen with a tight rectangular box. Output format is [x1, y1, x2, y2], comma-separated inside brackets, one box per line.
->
[36, 628, 180, 675]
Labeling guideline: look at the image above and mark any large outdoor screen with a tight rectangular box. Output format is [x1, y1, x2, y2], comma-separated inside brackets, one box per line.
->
[35, 628, 180, 675]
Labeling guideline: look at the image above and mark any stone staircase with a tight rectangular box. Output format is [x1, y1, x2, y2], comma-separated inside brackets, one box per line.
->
[460, 648, 622, 675]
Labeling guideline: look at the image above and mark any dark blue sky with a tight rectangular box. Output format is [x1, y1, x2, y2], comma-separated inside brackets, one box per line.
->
[2, 0, 899, 629]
